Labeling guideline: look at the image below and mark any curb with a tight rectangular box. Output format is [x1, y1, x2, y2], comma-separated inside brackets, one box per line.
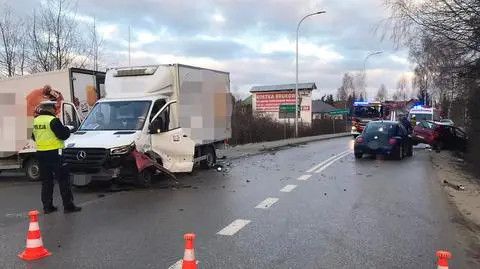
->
[218, 133, 352, 161]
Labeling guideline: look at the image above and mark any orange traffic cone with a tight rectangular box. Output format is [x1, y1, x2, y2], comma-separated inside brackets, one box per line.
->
[18, 210, 51, 261]
[182, 233, 197, 269]
[436, 250, 451, 269]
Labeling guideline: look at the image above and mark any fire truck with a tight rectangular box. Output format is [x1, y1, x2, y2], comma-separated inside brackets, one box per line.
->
[350, 101, 383, 137]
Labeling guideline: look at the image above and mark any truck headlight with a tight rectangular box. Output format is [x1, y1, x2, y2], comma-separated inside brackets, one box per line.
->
[110, 142, 135, 155]
[352, 126, 357, 130]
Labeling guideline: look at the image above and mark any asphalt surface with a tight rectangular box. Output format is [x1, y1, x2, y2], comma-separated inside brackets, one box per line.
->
[0, 137, 479, 269]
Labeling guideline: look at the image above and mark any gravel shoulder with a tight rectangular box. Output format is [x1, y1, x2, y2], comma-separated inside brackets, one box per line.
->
[430, 150, 480, 235]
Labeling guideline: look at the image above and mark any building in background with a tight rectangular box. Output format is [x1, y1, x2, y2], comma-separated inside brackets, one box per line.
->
[311, 100, 337, 119]
[250, 83, 316, 124]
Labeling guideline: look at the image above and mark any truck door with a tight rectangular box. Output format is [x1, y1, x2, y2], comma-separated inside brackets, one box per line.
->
[61, 102, 82, 132]
[149, 100, 195, 172]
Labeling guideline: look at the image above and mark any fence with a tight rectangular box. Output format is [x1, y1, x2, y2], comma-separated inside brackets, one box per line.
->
[230, 103, 349, 145]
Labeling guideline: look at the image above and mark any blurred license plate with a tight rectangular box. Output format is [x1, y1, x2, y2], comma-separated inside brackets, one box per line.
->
[368, 141, 379, 149]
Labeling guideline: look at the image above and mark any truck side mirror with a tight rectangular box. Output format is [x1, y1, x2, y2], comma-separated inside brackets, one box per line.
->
[66, 125, 76, 133]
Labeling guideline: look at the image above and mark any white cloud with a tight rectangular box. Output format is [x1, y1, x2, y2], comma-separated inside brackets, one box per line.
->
[98, 24, 120, 40]
[211, 10, 226, 23]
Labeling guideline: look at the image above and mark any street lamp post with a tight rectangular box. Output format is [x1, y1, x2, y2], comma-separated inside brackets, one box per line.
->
[361, 51, 383, 99]
[295, 11, 326, 138]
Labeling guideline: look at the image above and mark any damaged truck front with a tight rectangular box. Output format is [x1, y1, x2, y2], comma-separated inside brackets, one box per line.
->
[62, 64, 233, 187]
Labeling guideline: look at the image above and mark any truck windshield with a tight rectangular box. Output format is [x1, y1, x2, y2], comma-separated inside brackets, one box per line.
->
[351, 106, 381, 118]
[79, 101, 152, 131]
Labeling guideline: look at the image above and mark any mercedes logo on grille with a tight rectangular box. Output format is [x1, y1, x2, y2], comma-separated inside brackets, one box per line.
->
[76, 150, 87, 160]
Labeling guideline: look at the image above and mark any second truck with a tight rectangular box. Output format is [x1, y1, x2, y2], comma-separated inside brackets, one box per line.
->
[62, 64, 233, 187]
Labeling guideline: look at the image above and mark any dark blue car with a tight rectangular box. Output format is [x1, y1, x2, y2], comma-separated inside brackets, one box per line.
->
[354, 120, 414, 160]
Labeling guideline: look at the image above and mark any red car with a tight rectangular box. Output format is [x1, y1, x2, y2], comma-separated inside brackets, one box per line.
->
[412, 120, 467, 150]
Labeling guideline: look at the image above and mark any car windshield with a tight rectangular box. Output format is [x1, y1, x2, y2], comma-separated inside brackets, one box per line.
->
[409, 113, 432, 121]
[79, 101, 152, 131]
[422, 121, 437, 129]
[351, 106, 381, 118]
[364, 122, 397, 136]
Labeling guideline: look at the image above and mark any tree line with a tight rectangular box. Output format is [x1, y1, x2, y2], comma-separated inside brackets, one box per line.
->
[333, 71, 421, 104]
[0, 0, 105, 78]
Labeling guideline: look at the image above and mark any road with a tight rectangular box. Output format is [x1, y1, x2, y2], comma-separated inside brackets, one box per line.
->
[0, 137, 478, 268]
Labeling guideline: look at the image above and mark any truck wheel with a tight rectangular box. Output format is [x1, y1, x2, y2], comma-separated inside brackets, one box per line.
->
[136, 169, 153, 188]
[200, 146, 216, 169]
[24, 158, 41, 181]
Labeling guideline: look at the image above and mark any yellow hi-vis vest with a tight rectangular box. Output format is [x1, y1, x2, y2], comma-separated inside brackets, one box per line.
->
[33, 115, 65, 151]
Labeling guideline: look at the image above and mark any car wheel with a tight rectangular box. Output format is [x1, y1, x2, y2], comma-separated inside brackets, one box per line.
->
[136, 168, 153, 188]
[354, 152, 362, 159]
[395, 146, 403, 160]
[24, 158, 41, 181]
[200, 146, 216, 169]
[406, 144, 413, 157]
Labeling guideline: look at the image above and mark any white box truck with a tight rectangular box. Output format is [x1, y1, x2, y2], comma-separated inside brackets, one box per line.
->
[61, 64, 233, 187]
[0, 68, 106, 180]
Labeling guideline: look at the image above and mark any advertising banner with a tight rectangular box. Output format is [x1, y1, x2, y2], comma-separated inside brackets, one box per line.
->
[255, 92, 296, 112]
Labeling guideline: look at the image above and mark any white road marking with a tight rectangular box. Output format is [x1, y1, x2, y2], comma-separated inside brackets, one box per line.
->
[217, 219, 251, 236]
[168, 260, 199, 269]
[255, 197, 279, 209]
[297, 174, 312, 181]
[314, 151, 351, 173]
[306, 150, 350, 173]
[280, 184, 297, 193]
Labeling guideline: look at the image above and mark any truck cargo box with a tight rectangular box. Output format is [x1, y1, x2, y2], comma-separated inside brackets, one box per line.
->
[105, 64, 232, 145]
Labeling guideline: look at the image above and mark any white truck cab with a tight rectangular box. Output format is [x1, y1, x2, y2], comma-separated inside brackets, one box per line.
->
[62, 64, 232, 187]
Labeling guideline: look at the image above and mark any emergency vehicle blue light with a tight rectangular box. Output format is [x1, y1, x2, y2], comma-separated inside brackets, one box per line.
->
[354, 101, 370, 105]
[412, 105, 424, 109]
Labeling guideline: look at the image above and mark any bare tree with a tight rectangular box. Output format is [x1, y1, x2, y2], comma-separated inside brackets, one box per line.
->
[375, 84, 388, 101]
[29, 0, 87, 72]
[0, 3, 25, 77]
[394, 74, 409, 100]
[340, 72, 356, 99]
[336, 86, 348, 101]
[88, 17, 104, 71]
[353, 72, 366, 99]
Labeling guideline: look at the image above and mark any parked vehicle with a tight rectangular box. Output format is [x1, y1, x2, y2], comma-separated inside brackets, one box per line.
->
[438, 119, 454, 125]
[407, 106, 441, 124]
[0, 68, 105, 180]
[354, 120, 413, 160]
[61, 64, 233, 187]
[412, 120, 467, 151]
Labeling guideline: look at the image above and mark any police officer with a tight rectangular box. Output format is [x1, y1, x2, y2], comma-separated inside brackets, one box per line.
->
[32, 101, 82, 214]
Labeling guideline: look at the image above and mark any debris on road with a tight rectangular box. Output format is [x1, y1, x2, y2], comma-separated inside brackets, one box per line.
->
[443, 180, 465, 191]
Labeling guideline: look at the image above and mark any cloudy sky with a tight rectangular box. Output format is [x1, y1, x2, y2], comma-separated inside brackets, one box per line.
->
[12, 0, 415, 100]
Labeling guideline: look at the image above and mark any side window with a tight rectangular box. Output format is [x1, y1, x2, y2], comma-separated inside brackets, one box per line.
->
[150, 100, 166, 123]
[398, 125, 407, 136]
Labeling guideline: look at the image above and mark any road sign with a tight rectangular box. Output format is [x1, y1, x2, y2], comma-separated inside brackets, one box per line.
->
[328, 108, 349, 115]
[279, 104, 299, 112]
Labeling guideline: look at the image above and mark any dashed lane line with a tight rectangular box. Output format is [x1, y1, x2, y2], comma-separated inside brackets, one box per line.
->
[280, 184, 297, 193]
[254, 197, 279, 209]
[314, 151, 351, 174]
[216, 219, 251, 236]
[305, 149, 350, 173]
[297, 174, 312, 181]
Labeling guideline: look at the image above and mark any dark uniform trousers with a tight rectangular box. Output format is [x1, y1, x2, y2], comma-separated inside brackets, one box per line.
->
[37, 150, 75, 209]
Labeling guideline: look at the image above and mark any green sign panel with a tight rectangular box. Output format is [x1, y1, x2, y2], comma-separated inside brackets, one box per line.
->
[328, 108, 349, 115]
[279, 104, 299, 112]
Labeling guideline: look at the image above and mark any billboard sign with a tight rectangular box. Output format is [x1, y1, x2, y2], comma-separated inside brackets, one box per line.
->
[255, 92, 296, 112]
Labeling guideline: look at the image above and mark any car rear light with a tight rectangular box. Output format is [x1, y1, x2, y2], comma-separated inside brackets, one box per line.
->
[388, 138, 397, 145]
[355, 137, 364, 143]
